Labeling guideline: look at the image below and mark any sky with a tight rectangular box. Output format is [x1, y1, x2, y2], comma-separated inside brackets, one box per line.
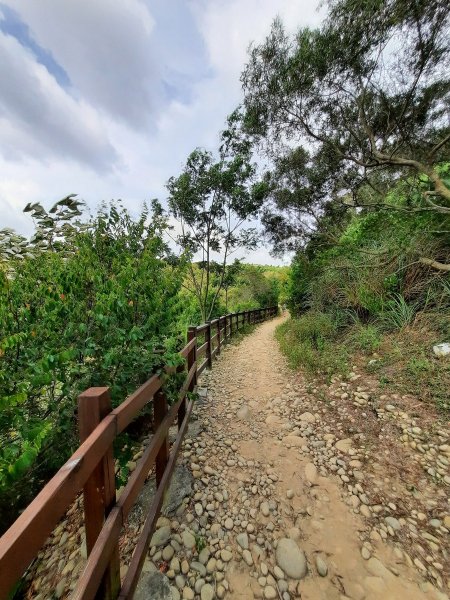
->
[0, 0, 323, 265]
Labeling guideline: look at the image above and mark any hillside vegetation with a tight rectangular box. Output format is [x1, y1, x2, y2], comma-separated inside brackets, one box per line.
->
[237, 0, 450, 414]
[276, 189, 450, 414]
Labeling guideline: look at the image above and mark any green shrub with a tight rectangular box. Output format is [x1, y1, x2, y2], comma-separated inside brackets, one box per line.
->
[276, 313, 348, 376]
[286, 312, 336, 348]
[0, 205, 187, 528]
[347, 323, 382, 353]
[406, 357, 431, 376]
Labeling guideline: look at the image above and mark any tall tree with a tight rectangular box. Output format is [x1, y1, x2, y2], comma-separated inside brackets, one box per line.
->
[241, 0, 450, 264]
[211, 259, 243, 312]
[166, 111, 269, 321]
[260, 145, 347, 254]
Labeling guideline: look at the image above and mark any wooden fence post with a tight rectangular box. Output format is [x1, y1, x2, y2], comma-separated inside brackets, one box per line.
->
[206, 321, 213, 369]
[229, 313, 233, 337]
[217, 318, 221, 355]
[179, 326, 196, 431]
[223, 315, 227, 341]
[154, 389, 169, 487]
[78, 387, 120, 600]
[187, 326, 197, 392]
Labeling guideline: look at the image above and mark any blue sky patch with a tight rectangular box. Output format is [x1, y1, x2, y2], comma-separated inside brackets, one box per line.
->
[0, 3, 70, 87]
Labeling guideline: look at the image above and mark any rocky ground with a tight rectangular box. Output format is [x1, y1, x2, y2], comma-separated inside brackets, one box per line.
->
[24, 314, 449, 599]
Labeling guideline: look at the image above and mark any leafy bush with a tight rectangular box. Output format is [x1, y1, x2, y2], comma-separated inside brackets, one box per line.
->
[289, 177, 449, 324]
[285, 312, 336, 349]
[276, 314, 348, 376]
[227, 264, 286, 313]
[0, 199, 283, 528]
[347, 324, 382, 353]
[0, 205, 188, 528]
[282, 176, 449, 401]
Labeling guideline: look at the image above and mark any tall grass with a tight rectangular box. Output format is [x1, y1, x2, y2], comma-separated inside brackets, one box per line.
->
[381, 294, 419, 330]
[276, 313, 349, 376]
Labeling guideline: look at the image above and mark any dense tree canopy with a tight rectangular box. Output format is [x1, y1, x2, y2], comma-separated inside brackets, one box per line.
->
[241, 0, 450, 259]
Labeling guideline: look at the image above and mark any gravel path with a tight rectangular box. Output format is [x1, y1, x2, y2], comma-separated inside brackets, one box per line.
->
[138, 314, 448, 600]
[25, 314, 449, 600]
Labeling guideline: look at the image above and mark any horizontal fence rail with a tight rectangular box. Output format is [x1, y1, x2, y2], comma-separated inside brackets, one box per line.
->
[0, 306, 278, 600]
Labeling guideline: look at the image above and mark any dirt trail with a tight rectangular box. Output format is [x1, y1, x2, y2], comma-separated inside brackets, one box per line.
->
[24, 314, 449, 600]
[167, 314, 448, 600]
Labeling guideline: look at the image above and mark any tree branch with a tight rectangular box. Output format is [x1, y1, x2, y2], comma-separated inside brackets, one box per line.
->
[428, 133, 450, 159]
[419, 257, 450, 272]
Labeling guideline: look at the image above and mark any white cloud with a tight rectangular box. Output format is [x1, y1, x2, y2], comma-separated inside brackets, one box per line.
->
[0, 31, 118, 169]
[0, 0, 323, 265]
[193, 0, 322, 77]
[7, 0, 160, 129]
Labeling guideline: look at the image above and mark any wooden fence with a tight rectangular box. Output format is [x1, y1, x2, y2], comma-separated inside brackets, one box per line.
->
[0, 306, 278, 600]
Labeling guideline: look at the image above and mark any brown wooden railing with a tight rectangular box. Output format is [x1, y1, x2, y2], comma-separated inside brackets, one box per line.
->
[0, 306, 278, 600]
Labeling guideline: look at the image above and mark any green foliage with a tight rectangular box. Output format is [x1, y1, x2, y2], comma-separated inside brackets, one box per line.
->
[242, 1, 450, 225]
[276, 180, 449, 413]
[276, 314, 348, 377]
[288, 255, 316, 313]
[406, 357, 432, 377]
[227, 264, 285, 312]
[0, 195, 87, 261]
[347, 324, 382, 353]
[288, 176, 449, 321]
[113, 435, 135, 488]
[165, 111, 270, 321]
[380, 295, 419, 330]
[195, 534, 207, 554]
[0, 202, 189, 527]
